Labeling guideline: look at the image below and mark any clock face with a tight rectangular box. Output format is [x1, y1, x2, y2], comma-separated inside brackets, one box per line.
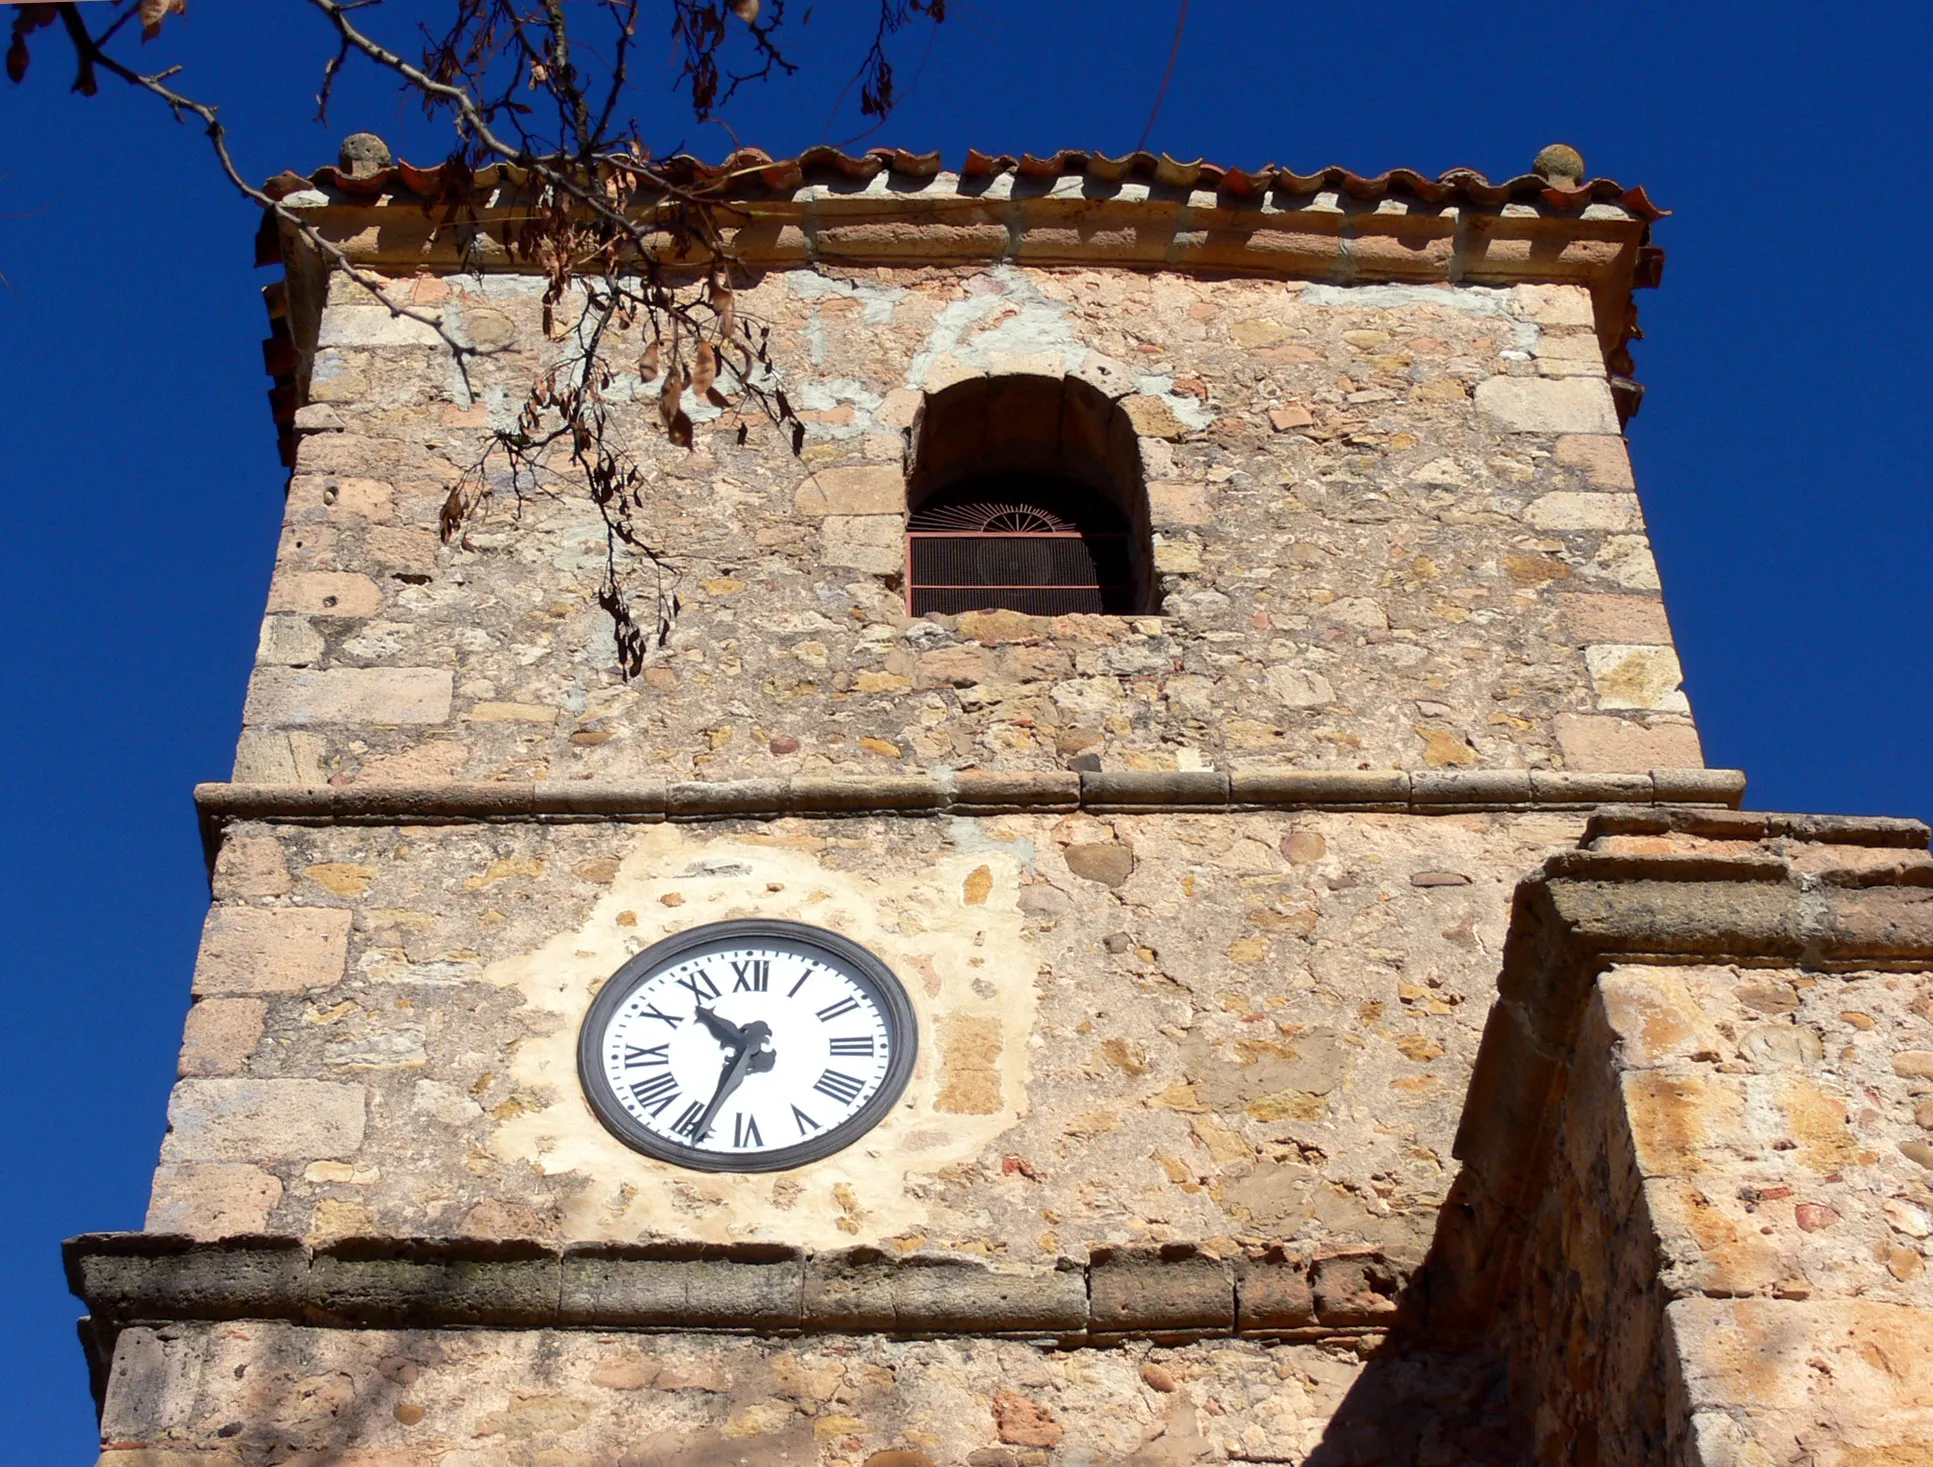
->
[577, 920, 918, 1172]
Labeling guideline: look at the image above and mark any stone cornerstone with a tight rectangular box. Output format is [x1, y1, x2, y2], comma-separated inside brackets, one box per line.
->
[66, 143, 1933, 1467]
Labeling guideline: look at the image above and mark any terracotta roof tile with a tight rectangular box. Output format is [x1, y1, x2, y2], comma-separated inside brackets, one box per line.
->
[263, 145, 1666, 221]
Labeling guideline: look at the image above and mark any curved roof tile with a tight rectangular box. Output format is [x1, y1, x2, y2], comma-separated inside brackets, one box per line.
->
[264, 146, 1666, 220]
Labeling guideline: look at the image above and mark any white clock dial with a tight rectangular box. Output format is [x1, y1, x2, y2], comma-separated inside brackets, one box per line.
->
[577, 921, 916, 1172]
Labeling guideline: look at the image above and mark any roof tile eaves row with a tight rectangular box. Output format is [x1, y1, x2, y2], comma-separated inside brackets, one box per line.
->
[266, 145, 1665, 221]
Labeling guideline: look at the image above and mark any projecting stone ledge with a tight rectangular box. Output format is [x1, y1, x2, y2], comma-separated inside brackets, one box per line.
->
[192, 766, 1745, 846]
[65, 1236, 1411, 1347]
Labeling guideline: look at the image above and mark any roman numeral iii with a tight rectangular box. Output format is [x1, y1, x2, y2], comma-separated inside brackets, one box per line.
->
[828, 1036, 876, 1057]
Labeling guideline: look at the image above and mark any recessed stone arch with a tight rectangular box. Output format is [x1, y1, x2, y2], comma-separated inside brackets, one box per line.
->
[904, 374, 1156, 617]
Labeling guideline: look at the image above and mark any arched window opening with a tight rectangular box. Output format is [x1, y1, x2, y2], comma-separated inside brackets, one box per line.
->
[905, 375, 1155, 618]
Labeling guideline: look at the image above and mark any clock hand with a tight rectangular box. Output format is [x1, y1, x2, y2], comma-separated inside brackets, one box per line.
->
[691, 1020, 774, 1142]
[692, 1004, 744, 1050]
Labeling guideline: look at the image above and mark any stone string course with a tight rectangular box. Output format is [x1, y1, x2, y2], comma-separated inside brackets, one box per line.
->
[68, 1235, 1402, 1344]
[195, 765, 1745, 835]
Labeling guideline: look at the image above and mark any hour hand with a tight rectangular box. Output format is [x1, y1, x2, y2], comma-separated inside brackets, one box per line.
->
[693, 1004, 744, 1050]
[693, 1020, 775, 1141]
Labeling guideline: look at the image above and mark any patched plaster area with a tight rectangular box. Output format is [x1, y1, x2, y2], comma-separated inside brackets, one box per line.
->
[485, 824, 1038, 1246]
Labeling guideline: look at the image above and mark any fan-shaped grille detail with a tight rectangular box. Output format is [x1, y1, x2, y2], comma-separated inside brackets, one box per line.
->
[907, 482, 1132, 617]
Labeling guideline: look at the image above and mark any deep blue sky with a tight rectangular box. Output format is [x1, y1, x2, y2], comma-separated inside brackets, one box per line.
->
[3, 1, 1929, 1456]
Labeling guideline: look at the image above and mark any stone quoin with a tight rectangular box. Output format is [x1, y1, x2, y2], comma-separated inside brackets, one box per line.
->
[67, 140, 1933, 1466]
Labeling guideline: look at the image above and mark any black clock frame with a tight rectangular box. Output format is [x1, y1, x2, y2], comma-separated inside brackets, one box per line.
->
[576, 918, 919, 1173]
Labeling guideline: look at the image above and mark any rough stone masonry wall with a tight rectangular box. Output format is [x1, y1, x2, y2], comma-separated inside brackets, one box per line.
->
[155, 807, 1586, 1268]
[244, 264, 1698, 789]
[1458, 817, 1933, 1467]
[93, 1318, 1524, 1467]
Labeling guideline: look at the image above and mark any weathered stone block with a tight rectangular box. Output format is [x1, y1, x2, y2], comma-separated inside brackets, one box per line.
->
[1227, 769, 1409, 808]
[1311, 1252, 1412, 1325]
[69, 1236, 307, 1325]
[1558, 592, 1672, 645]
[1555, 714, 1703, 772]
[315, 302, 448, 348]
[562, 1248, 802, 1329]
[1088, 1249, 1233, 1334]
[1235, 1256, 1315, 1329]
[160, 1079, 365, 1163]
[193, 906, 350, 995]
[796, 465, 906, 517]
[178, 998, 266, 1076]
[210, 834, 291, 898]
[244, 667, 453, 725]
[1525, 492, 1643, 532]
[1585, 644, 1690, 712]
[1556, 434, 1636, 488]
[311, 1240, 558, 1326]
[1474, 376, 1620, 434]
[144, 1164, 283, 1236]
[822, 514, 903, 574]
[1148, 480, 1211, 525]
[266, 571, 384, 618]
[255, 615, 325, 665]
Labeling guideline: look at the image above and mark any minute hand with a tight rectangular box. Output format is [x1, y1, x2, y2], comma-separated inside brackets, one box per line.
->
[691, 1020, 773, 1143]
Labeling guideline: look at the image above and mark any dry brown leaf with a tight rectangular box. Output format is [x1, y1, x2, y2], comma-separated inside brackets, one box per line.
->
[658, 368, 687, 433]
[729, 0, 761, 21]
[692, 341, 717, 396]
[715, 286, 736, 341]
[637, 341, 660, 382]
[140, 0, 188, 41]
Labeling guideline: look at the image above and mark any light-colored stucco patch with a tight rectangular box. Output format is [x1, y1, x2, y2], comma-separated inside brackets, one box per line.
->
[484, 824, 1037, 1246]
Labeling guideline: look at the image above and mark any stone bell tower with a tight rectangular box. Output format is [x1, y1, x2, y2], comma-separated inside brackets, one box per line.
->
[69, 140, 1933, 1467]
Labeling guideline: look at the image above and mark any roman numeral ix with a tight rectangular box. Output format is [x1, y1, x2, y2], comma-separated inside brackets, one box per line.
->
[623, 1044, 670, 1068]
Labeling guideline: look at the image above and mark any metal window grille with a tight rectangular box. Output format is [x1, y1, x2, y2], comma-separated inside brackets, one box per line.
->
[906, 498, 1133, 617]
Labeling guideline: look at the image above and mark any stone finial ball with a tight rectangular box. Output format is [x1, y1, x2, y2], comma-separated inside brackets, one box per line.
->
[339, 132, 394, 179]
[1532, 143, 1587, 186]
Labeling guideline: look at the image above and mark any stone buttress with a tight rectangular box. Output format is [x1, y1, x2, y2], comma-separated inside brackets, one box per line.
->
[67, 145, 1933, 1467]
